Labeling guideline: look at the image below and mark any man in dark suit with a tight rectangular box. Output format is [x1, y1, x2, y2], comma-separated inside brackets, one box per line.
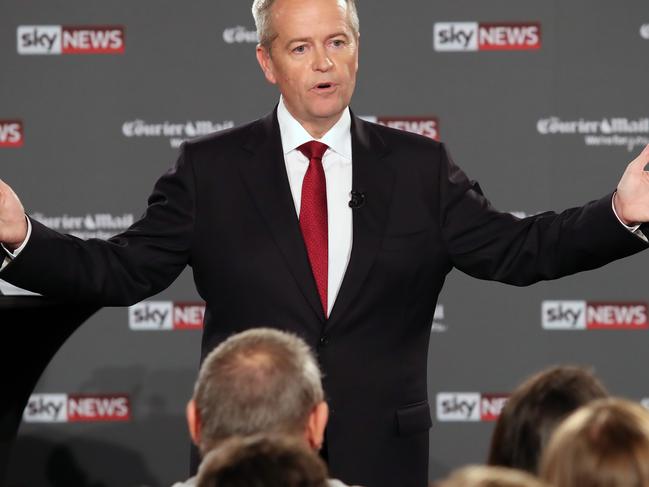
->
[1, 0, 649, 486]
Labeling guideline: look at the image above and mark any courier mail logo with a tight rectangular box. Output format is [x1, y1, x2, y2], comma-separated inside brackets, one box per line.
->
[223, 26, 259, 44]
[0, 121, 23, 148]
[17, 25, 125, 55]
[23, 394, 130, 423]
[436, 392, 509, 422]
[129, 301, 205, 331]
[434, 22, 541, 52]
[542, 301, 649, 330]
[362, 116, 439, 141]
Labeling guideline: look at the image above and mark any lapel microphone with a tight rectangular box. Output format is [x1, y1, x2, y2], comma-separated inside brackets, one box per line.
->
[349, 191, 366, 209]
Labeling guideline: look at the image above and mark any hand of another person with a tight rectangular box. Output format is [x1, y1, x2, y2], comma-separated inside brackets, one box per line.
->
[614, 144, 649, 226]
[0, 178, 28, 251]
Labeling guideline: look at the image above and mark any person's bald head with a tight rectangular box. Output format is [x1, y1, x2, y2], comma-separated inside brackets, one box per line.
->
[188, 328, 327, 455]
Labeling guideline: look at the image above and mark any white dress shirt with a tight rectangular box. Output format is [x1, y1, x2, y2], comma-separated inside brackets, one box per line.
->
[1, 217, 31, 270]
[276, 97, 353, 316]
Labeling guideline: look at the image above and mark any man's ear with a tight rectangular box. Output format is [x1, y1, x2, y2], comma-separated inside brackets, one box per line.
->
[256, 44, 277, 85]
[186, 399, 201, 447]
[305, 401, 329, 450]
[354, 32, 360, 71]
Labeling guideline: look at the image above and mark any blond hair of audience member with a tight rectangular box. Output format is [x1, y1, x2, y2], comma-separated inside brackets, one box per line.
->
[196, 435, 328, 487]
[540, 397, 649, 487]
[437, 465, 550, 487]
[187, 328, 328, 455]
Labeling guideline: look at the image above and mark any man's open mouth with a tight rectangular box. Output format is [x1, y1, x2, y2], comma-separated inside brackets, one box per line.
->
[313, 82, 336, 91]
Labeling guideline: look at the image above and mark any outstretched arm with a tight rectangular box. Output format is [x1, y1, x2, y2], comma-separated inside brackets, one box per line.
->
[438, 143, 648, 286]
[0, 145, 196, 305]
[0, 178, 28, 251]
[613, 144, 649, 226]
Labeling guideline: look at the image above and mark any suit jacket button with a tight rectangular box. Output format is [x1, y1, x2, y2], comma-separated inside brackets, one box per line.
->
[319, 336, 329, 347]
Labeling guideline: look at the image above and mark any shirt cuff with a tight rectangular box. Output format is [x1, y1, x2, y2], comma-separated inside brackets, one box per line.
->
[1, 216, 32, 270]
[612, 193, 647, 242]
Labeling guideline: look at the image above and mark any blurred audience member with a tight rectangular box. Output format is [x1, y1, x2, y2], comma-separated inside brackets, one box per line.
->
[487, 365, 607, 473]
[540, 397, 649, 487]
[172, 327, 356, 487]
[195, 435, 329, 487]
[437, 465, 549, 487]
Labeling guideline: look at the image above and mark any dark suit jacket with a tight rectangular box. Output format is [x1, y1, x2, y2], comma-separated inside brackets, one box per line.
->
[3, 109, 647, 487]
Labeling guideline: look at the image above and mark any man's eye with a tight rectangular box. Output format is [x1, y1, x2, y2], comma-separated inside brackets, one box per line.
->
[331, 39, 346, 47]
[292, 45, 307, 54]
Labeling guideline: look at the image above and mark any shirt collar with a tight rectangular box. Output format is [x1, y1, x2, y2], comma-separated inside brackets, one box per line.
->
[277, 96, 352, 160]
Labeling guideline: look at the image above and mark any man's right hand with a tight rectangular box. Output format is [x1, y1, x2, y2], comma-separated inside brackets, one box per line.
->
[0, 178, 28, 251]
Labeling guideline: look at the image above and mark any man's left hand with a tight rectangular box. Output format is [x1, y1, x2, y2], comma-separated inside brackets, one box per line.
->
[614, 144, 649, 226]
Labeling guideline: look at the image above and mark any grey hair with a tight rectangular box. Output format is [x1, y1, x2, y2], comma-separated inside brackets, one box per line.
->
[193, 328, 324, 455]
[252, 0, 360, 48]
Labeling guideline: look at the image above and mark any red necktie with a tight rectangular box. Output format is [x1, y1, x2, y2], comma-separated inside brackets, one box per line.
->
[298, 141, 329, 316]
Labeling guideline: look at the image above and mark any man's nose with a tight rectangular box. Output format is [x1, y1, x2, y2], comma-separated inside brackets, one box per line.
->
[312, 47, 334, 71]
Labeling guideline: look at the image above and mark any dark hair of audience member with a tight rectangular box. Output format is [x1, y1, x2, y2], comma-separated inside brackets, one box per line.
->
[487, 365, 607, 473]
[437, 465, 550, 487]
[540, 397, 649, 487]
[195, 434, 329, 487]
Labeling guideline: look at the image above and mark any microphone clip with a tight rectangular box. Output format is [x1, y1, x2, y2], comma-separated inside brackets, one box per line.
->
[349, 191, 366, 209]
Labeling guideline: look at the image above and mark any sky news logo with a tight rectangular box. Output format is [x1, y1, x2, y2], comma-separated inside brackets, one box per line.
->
[24, 393, 130, 423]
[17, 25, 125, 55]
[361, 116, 439, 140]
[436, 392, 509, 422]
[129, 301, 205, 331]
[542, 301, 649, 330]
[433, 22, 541, 52]
[0, 121, 23, 148]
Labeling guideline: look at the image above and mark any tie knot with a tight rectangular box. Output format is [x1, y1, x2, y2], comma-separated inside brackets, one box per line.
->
[298, 141, 328, 161]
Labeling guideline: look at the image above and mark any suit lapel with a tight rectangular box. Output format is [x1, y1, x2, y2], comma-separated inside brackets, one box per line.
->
[327, 114, 395, 327]
[239, 110, 325, 322]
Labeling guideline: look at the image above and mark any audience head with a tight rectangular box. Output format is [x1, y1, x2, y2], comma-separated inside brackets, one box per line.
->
[437, 465, 550, 487]
[196, 434, 329, 487]
[540, 397, 649, 487]
[187, 328, 328, 455]
[487, 365, 607, 473]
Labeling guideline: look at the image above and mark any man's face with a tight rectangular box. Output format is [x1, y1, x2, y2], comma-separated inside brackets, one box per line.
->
[256, 0, 359, 135]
